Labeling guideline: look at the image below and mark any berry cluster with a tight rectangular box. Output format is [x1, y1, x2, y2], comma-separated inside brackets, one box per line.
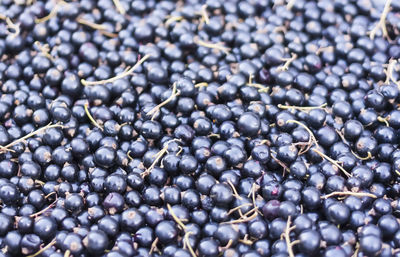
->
[0, 0, 400, 257]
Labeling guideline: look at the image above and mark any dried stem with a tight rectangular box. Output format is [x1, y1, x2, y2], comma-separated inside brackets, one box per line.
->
[77, 17, 107, 30]
[35, 1, 68, 23]
[286, 120, 318, 154]
[5, 17, 20, 38]
[127, 150, 134, 161]
[223, 207, 258, 224]
[195, 38, 230, 55]
[167, 203, 186, 230]
[34, 41, 54, 61]
[184, 232, 197, 257]
[35, 180, 45, 186]
[165, 16, 183, 27]
[27, 239, 56, 257]
[29, 197, 58, 218]
[247, 74, 269, 93]
[207, 133, 220, 139]
[351, 150, 373, 161]
[45, 192, 56, 199]
[278, 103, 327, 111]
[291, 240, 300, 246]
[194, 82, 209, 88]
[112, 0, 126, 15]
[176, 146, 183, 156]
[64, 250, 70, 257]
[147, 83, 180, 120]
[316, 46, 335, 55]
[148, 237, 159, 255]
[81, 54, 151, 86]
[277, 53, 297, 72]
[247, 83, 270, 93]
[383, 59, 400, 87]
[238, 238, 254, 245]
[227, 203, 253, 216]
[368, 0, 393, 40]
[0, 123, 63, 153]
[84, 103, 103, 131]
[227, 180, 242, 200]
[335, 129, 349, 146]
[352, 243, 360, 257]
[76, 17, 118, 38]
[321, 191, 377, 199]
[283, 216, 296, 257]
[312, 148, 352, 177]
[249, 183, 263, 216]
[271, 152, 289, 173]
[286, 0, 296, 10]
[220, 239, 233, 250]
[168, 203, 196, 256]
[377, 116, 390, 127]
[201, 4, 210, 24]
[142, 139, 181, 177]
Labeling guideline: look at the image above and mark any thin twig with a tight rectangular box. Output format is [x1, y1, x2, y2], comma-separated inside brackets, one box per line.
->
[222, 207, 258, 224]
[5, 17, 20, 38]
[383, 59, 400, 87]
[377, 116, 390, 127]
[278, 103, 327, 111]
[227, 180, 242, 200]
[194, 82, 209, 88]
[81, 54, 151, 86]
[368, 0, 393, 40]
[184, 232, 197, 257]
[167, 203, 196, 256]
[76, 17, 118, 38]
[146, 83, 180, 120]
[351, 150, 373, 161]
[142, 139, 181, 177]
[352, 243, 360, 257]
[200, 5, 210, 24]
[271, 152, 289, 173]
[286, 0, 296, 10]
[165, 16, 183, 27]
[277, 53, 297, 72]
[321, 191, 377, 199]
[0, 123, 63, 153]
[312, 148, 352, 177]
[84, 103, 103, 131]
[286, 120, 318, 154]
[247, 74, 269, 92]
[283, 216, 296, 257]
[35, 1, 68, 23]
[335, 129, 349, 146]
[238, 238, 254, 245]
[29, 197, 58, 218]
[227, 203, 253, 216]
[112, 0, 126, 15]
[167, 204, 186, 230]
[250, 183, 263, 216]
[148, 237, 159, 255]
[64, 250, 70, 257]
[34, 41, 54, 61]
[316, 46, 334, 55]
[27, 239, 56, 257]
[127, 150, 134, 161]
[195, 38, 230, 55]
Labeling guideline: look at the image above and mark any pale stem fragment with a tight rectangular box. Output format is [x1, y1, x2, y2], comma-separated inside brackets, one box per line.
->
[81, 54, 151, 86]
[368, 0, 393, 40]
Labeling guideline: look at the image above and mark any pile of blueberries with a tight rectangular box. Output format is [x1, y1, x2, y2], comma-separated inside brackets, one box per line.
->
[1, 0, 400, 256]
